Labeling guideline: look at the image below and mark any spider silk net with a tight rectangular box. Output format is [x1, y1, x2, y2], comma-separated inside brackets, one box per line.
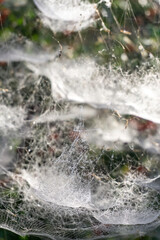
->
[33, 0, 97, 32]
[0, 49, 160, 239]
[0, 0, 160, 239]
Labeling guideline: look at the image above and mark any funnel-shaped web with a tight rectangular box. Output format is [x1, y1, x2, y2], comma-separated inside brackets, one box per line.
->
[33, 0, 97, 32]
[1, 134, 160, 240]
[0, 38, 56, 63]
[29, 57, 160, 124]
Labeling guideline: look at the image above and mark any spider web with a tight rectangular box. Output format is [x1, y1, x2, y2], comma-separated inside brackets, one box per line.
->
[0, 0, 160, 239]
